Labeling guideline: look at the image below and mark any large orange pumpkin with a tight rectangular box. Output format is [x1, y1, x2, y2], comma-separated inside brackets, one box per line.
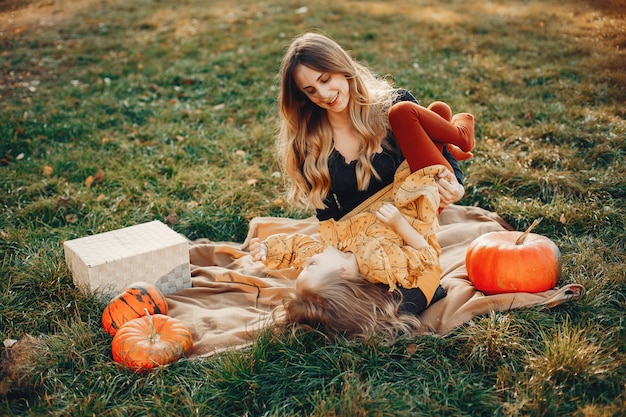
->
[101, 282, 168, 336]
[111, 309, 193, 371]
[465, 220, 561, 295]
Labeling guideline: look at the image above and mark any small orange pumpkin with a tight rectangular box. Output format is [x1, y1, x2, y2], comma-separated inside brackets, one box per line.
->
[102, 282, 168, 336]
[111, 309, 193, 371]
[466, 219, 561, 295]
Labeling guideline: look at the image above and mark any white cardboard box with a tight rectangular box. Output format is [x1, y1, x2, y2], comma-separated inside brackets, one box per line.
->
[63, 220, 191, 297]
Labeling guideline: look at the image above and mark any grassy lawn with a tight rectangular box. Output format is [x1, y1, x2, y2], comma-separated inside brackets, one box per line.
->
[1, 0, 624, 415]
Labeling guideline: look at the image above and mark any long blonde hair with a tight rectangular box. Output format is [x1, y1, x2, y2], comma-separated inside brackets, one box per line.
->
[279, 273, 423, 343]
[276, 32, 399, 209]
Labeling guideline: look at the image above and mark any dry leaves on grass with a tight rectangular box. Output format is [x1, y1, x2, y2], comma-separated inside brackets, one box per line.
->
[0, 335, 49, 395]
[85, 169, 105, 188]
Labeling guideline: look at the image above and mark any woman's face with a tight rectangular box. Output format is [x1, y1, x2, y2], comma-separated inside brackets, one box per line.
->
[295, 246, 359, 293]
[293, 64, 350, 114]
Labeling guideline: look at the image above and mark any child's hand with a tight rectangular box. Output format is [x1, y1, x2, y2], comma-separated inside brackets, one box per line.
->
[249, 238, 268, 262]
[375, 203, 404, 228]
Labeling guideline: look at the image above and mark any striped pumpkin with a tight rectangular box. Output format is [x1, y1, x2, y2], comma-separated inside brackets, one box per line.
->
[101, 282, 168, 336]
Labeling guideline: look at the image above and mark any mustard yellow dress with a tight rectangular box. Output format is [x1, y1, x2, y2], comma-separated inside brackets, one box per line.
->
[262, 163, 446, 304]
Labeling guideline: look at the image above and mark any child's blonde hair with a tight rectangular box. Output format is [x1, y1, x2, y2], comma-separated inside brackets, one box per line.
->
[280, 272, 423, 343]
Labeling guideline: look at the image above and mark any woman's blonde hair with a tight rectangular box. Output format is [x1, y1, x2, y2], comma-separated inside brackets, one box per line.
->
[276, 32, 399, 209]
[279, 272, 423, 343]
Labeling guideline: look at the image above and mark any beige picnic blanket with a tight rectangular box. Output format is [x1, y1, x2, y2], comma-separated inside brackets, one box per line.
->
[167, 204, 584, 358]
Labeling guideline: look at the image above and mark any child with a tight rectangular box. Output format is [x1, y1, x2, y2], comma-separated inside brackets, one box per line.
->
[254, 32, 475, 340]
[250, 163, 446, 297]
[250, 162, 451, 341]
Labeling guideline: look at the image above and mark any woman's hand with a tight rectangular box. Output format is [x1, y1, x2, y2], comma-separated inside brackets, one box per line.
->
[437, 169, 465, 209]
[249, 238, 268, 262]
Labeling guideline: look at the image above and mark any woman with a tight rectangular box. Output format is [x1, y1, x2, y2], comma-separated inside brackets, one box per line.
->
[276, 32, 472, 222]
[269, 32, 475, 340]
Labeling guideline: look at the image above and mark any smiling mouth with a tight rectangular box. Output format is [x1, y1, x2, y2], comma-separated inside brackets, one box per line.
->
[327, 94, 339, 106]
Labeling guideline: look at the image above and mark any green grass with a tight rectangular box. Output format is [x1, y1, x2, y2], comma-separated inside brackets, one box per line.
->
[1, 0, 625, 415]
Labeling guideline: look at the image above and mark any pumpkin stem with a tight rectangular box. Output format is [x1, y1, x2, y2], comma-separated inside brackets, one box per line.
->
[144, 308, 157, 342]
[516, 218, 543, 245]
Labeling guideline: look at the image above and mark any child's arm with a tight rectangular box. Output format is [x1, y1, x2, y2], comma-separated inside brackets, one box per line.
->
[376, 203, 429, 249]
[249, 238, 267, 262]
[249, 234, 325, 270]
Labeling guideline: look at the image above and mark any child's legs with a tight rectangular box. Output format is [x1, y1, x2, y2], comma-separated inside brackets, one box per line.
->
[427, 101, 452, 122]
[389, 101, 455, 172]
[426, 101, 453, 156]
[426, 101, 453, 153]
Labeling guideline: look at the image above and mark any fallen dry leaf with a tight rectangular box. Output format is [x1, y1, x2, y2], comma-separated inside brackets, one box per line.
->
[164, 212, 178, 225]
[0, 334, 48, 395]
[94, 169, 105, 183]
[246, 178, 258, 186]
[43, 165, 53, 176]
[85, 169, 105, 188]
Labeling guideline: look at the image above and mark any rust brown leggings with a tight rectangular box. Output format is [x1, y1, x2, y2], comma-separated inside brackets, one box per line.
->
[388, 100, 474, 173]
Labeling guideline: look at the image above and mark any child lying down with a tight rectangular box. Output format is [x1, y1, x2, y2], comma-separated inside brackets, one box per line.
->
[249, 163, 449, 341]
